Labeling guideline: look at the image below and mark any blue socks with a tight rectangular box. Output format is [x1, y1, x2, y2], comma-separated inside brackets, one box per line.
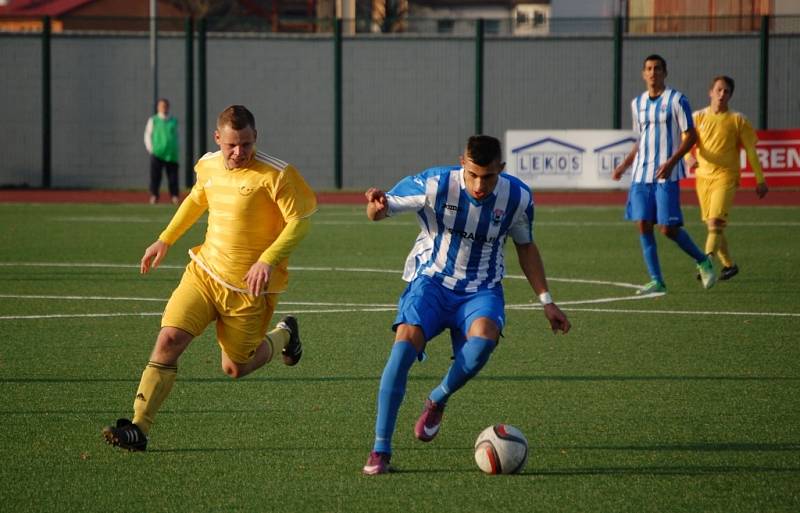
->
[672, 228, 707, 263]
[373, 341, 417, 454]
[639, 232, 663, 283]
[372, 336, 497, 454]
[429, 336, 496, 405]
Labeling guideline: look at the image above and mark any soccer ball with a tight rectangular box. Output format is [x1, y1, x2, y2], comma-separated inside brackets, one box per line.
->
[474, 424, 529, 474]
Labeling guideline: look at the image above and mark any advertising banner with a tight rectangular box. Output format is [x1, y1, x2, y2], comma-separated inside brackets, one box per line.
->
[506, 129, 800, 189]
[505, 130, 636, 189]
[684, 129, 800, 188]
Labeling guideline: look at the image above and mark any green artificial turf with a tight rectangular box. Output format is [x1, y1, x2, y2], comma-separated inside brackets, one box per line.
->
[0, 202, 798, 512]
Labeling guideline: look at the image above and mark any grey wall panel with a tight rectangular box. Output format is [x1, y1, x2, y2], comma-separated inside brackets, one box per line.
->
[768, 35, 800, 128]
[342, 37, 474, 189]
[621, 36, 760, 127]
[0, 35, 42, 187]
[0, 31, 795, 191]
[204, 36, 334, 189]
[49, 34, 186, 189]
[484, 37, 615, 135]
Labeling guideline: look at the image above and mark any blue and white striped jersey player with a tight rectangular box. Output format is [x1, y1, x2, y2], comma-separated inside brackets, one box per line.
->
[362, 135, 571, 475]
[612, 54, 716, 294]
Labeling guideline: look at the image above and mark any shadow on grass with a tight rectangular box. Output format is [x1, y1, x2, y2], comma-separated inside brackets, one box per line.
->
[554, 442, 800, 452]
[529, 465, 800, 476]
[144, 447, 800, 477]
[474, 375, 800, 382]
[96, 440, 800, 477]
[383, 463, 800, 477]
[1, 374, 799, 384]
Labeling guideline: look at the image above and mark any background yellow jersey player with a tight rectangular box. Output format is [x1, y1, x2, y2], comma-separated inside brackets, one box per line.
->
[688, 75, 769, 281]
[103, 105, 317, 451]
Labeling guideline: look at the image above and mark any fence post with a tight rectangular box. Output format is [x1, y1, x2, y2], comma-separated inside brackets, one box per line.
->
[758, 15, 769, 129]
[475, 18, 484, 135]
[613, 16, 623, 129]
[197, 17, 207, 154]
[184, 17, 194, 188]
[42, 16, 51, 188]
[334, 18, 343, 190]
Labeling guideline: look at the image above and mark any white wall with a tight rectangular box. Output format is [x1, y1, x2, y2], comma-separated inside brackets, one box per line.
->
[550, 0, 622, 18]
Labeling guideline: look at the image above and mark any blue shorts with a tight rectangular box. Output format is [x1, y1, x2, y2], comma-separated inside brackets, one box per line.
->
[393, 275, 505, 342]
[625, 182, 684, 226]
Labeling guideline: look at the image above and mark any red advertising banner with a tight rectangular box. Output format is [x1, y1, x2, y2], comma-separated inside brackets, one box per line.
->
[683, 129, 800, 189]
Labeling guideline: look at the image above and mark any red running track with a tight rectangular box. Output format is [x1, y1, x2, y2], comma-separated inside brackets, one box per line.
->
[0, 188, 797, 206]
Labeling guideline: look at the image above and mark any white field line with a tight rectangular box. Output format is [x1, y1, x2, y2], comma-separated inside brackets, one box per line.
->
[52, 216, 174, 223]
[241, 220, 796, 227]
[1, 262, 797, 320]
[0, 306, 397, 320]
[557, 307, 800, 317]
[49, 216, 800, 227]
[0, 294, 396, 308]
[2, 294, 798, 321]
[0, 312, 163, 320]
[3, 304, 798, 321]
[0, 261, 640, 289]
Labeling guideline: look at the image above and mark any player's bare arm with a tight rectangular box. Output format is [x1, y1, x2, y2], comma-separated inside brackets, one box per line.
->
[656, 127, 697, 179]
[365, 187, 389, 221]
[612, 145, 639, 181]
[684, 152, 698, 170]
[140, 239, 170, 274]
[514, 241, 571, 334]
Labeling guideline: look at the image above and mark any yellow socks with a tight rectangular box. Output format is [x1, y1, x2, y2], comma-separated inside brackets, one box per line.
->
[705, 226, 721, 256]
[266, 325, 290, 350]
[706, 227, 733, 268]
[132, 361, 177, 435]
[716, 232, 732, 268]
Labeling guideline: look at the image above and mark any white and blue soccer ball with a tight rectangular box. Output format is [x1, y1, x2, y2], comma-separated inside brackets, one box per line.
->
[474, 424, 529, 474]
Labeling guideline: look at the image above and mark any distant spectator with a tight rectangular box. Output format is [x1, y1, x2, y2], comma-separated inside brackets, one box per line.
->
[144, 98, 180, 205]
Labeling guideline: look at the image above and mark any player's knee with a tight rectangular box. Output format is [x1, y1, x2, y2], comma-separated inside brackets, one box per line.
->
[708, 218, 726, 229]
[394, 324, 425, 352]
[222, 363, 243, 379]
[660, 226, 678, 239]
[467, 319, 500, 341]
[636, 221, 654, 234]
[153, 328, 192, 362]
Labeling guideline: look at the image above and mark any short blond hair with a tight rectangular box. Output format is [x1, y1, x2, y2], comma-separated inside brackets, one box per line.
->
[217, 105, 256, 130]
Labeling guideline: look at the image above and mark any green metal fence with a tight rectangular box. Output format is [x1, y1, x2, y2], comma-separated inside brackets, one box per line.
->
[3, 14, 798, 189]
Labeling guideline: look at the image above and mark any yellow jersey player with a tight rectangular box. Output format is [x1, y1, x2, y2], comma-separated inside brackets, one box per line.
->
[103, 105, 317, 451]
[688, 75, 768, 281]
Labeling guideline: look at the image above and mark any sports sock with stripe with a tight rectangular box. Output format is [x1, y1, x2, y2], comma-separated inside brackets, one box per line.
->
[132, 361, 178, 435]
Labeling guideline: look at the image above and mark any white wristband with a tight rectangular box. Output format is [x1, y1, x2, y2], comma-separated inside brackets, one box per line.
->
[538, 291, 553, 305]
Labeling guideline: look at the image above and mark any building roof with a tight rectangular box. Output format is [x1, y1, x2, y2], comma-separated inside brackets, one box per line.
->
[0, 0, 95, 16]
[412, 0, 550, 7]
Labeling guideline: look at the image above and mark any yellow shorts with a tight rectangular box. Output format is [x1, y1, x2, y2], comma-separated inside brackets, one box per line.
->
[161, 260, 278, 364]
[695, 174, 738, 222]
